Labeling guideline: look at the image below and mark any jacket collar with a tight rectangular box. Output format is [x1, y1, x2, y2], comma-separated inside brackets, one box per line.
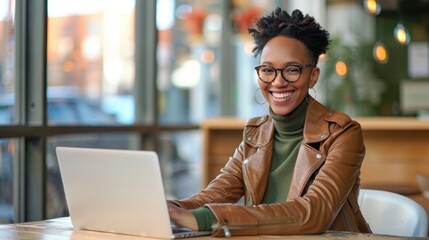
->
[243, 115, 275, 148]
[303, 97, 331, 143]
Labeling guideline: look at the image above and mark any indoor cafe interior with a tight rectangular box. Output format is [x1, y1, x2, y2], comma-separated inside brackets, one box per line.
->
[0, 0, 429, 239]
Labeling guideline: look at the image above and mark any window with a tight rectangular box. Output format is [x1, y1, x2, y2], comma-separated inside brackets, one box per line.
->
[156, 0, 223, 124]
[47, 0, 136, 125]
[0, 138, 16, 223]
[0, 0, 15, 125]
[156, 0, 279, 124]
[0, 0, 15, 224]
[44, 0, 140, 218]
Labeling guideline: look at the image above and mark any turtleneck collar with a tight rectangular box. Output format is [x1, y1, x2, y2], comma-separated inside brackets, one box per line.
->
[269, 98, 308, 135]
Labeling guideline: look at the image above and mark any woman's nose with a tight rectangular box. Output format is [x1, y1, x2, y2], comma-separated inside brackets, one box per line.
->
[272, 70, 288, 85]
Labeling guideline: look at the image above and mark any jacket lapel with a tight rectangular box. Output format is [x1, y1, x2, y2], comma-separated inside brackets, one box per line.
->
[244, 145, 273, 204]
[243, 116, 274, 204]
[288, 97, 330, 199]
[287, 144, 326, 199]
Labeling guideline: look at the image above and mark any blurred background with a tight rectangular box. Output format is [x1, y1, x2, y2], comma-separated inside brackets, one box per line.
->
[1, 0, 429, 223]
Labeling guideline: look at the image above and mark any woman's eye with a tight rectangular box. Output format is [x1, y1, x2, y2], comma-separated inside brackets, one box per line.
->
[261, 68, 274, 73]
[285, 66, 300, 74]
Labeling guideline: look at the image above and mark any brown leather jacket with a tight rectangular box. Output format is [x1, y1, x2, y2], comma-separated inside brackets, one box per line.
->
[172, 97, 371, 237]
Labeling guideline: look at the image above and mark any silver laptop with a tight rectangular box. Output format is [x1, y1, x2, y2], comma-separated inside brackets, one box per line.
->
[56, 146, 211, 239]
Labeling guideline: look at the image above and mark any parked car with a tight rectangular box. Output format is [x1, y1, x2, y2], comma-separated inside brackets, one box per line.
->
[0, 86, 119, 125]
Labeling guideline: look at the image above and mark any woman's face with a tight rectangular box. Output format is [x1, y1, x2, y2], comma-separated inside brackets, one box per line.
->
[258, 36, 319, 115]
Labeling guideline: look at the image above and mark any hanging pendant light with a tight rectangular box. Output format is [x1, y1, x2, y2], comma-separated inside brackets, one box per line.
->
[394, 23, 411, 45]
[335, 61, 348, 77]
[373, 41, 388, 64]
[363, 0, 381, 15]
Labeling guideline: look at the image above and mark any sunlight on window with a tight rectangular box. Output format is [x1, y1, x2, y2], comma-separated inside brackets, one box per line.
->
[48, 0, 135, 17]
[47, 0, 136, 124]
[172, 60, 201, 89]
[156, 0, 175, 30]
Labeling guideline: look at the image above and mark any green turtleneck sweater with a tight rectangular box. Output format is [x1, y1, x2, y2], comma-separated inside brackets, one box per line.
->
[191, 99, 308, 230]
[262, 99, 306, 202]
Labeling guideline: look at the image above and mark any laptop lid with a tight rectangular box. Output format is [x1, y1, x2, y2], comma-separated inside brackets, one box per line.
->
[56, 147, 210, 239]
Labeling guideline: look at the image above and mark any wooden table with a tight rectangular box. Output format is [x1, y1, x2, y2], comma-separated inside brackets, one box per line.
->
[0, 217, 413, 239]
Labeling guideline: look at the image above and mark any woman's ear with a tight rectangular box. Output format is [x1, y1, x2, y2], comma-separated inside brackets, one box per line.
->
[309, 67, 320, 88]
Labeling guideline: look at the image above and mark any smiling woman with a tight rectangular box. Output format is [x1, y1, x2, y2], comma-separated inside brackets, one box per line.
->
[167, 8, 371, 237]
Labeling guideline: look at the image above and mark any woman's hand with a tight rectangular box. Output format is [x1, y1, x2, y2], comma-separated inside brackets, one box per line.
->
[168, 203, 199, 231]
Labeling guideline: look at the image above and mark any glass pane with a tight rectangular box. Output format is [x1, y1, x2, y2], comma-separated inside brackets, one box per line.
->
[0, 138, 16, 223]
[158, 131, 202, 199]
[157, 0, 282, 124]
[157, 0, 223, 124]
[0, 0, 15, 125]
[47, 0, 135, 125]
[46, 88, 119, 125]
[45, 133, 138, 218]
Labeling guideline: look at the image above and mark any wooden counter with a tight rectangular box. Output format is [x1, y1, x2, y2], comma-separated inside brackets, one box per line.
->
[201, 117, 429, 215]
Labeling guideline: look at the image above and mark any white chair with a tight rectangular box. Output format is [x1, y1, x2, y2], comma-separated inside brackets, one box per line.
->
[416, 173, 429, 200]
[358, 189, 428, 237]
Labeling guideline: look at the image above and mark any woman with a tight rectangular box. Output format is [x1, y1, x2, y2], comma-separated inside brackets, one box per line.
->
[168, 8, 371, 237]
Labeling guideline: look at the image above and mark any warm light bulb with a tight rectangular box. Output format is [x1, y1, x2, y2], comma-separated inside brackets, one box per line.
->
[335, 61, 347, 77]
[394, 23, 411, 45]
[372, 42, 388, 64]
[201, 49, 215, 64]
[364, 0, 381, 15]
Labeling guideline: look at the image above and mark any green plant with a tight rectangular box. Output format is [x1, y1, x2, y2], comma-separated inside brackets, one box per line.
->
[321, 36, 385, 116]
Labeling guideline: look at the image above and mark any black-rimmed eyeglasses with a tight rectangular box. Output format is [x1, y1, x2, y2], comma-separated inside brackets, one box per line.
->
[254, 64, 314, 83]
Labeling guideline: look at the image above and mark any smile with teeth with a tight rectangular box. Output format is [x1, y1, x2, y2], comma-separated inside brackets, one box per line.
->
[271, 91, 293, 99]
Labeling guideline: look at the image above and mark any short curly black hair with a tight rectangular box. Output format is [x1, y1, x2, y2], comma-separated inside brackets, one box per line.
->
[249, 8, 330, 65]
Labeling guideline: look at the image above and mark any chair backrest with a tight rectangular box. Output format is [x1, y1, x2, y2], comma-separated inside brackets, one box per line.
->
[358, 189, 428, 237]
[416, 173, 429, 199]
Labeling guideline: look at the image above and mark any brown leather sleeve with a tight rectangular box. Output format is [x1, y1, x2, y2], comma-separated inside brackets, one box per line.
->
[169, 141, 247, 210]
